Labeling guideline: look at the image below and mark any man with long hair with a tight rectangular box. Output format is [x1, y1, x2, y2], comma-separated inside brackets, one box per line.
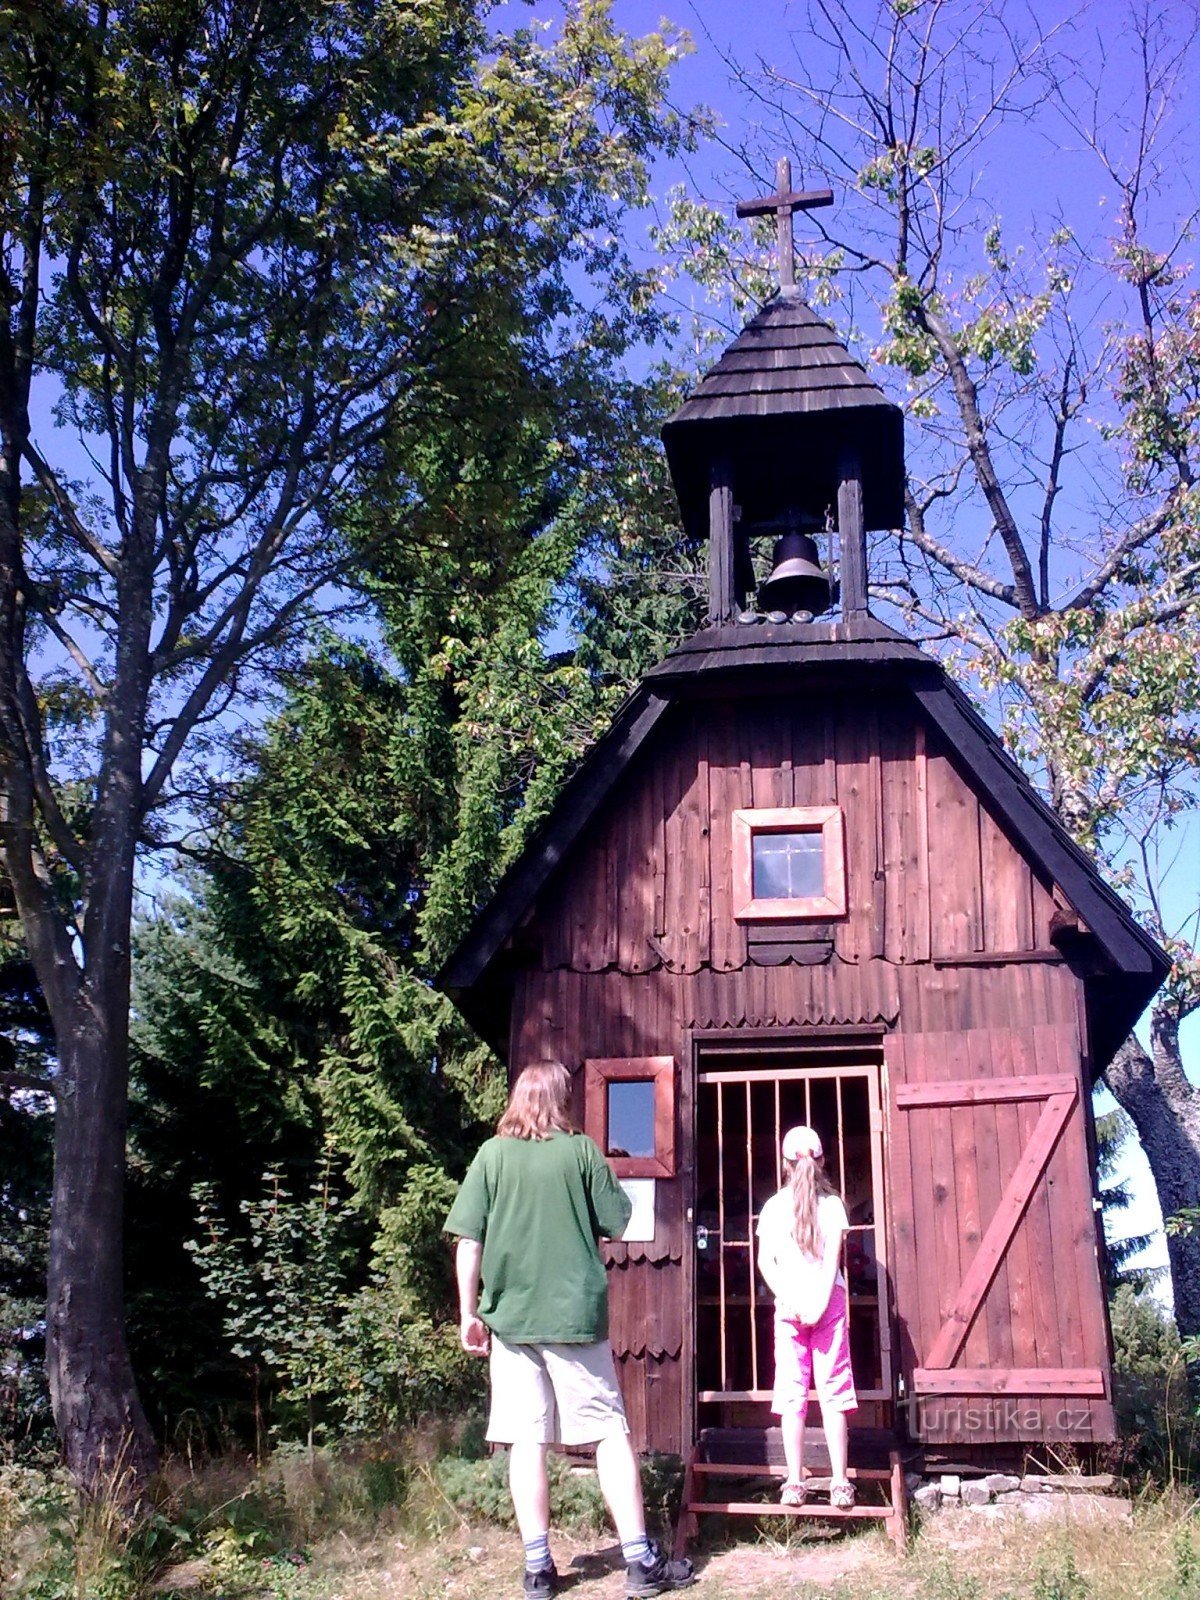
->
[445, 1061, 694, 1599]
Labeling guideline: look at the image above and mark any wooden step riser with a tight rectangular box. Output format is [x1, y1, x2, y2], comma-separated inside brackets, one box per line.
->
[686, 1501, 892, 1520]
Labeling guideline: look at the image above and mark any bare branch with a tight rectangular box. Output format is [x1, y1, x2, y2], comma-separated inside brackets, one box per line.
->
[902, 487, 1018, 605]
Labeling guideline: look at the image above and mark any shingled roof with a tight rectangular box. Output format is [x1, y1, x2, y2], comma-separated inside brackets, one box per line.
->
[662, 294, 905, 537]
[667, 294, 895, 422]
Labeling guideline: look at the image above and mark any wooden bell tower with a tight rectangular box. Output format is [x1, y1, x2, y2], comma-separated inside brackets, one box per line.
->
[662, 160, 901, 627]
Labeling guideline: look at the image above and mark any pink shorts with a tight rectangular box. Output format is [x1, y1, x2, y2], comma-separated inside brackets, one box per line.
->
[772, 1285, 858, 1420]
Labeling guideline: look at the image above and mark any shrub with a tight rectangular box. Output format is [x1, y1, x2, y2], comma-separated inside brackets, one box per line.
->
[433, 1452, 608, 1533]
[1109, 1283, 1198, 1477]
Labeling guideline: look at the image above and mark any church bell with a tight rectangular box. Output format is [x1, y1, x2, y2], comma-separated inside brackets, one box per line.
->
[757, 529, 833, 618]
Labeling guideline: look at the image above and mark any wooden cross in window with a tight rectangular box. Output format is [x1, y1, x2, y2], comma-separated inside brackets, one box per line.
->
[736, 157, 833, 290]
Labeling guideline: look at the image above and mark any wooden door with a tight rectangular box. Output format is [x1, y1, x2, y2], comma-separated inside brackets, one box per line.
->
[694, 1059, 892, 1416]
[887, 1026, 1115, 1444]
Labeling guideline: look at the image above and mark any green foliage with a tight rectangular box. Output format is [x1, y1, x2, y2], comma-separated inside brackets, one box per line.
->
[2, 0, 694, 1480]
[432, 1450, 609, 1533]
[1108, 1283, 1197, 1477]
[1032, 1550, 1090, 1600]
[1169, 1525, 1199, 1600]
[186, 1166, 359, 1448]
[91, 0, 702, 1451]
[1097, 1108, 1161, 1291]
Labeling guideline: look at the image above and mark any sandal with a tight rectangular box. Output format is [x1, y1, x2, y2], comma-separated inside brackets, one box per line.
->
[829, 1480, 856, 1510]
[780, 1480, 808, 1507]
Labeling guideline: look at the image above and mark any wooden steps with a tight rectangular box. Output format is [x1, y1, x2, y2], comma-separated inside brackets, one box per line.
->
[673, 1428, 911, 1557]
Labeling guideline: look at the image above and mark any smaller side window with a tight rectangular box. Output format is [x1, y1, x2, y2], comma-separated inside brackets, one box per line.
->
[584, 1056, 676, 1179]
[732, 805, 847, 921]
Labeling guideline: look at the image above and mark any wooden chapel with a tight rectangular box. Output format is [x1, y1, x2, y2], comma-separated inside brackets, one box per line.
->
[438, 171, 1167, 1503]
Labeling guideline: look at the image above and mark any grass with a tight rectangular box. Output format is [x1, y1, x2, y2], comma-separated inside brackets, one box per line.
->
[5, 1440, 1200, 1600]
[141, 1488, 1200, 1600]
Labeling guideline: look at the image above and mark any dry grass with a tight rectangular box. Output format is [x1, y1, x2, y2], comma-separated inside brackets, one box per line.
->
[212, 1486, 1198, 1600]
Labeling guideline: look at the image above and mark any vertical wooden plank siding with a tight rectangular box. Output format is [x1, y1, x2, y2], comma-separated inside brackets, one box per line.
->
[708, 704, 748, 972]
[926, 744, 984, 957]
[663, 709, 711, 973]
[979, 804, 1035, 951]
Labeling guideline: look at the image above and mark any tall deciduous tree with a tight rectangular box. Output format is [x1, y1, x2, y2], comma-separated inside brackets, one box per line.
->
[0, 0, 687, 1489]
[660, 0, 1200, 1329]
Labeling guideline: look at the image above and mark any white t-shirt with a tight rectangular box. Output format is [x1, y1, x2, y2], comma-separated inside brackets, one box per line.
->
[756, 1189, 848, 1325]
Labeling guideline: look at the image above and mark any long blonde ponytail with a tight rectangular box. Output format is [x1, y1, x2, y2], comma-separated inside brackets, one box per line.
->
[787, 1152, 834, 1256]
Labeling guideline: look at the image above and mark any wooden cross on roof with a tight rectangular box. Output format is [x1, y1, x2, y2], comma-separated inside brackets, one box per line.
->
[736, 157, 832, 291]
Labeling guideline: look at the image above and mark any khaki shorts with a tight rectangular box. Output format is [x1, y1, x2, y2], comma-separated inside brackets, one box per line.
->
[485, 1335, 629, 1446]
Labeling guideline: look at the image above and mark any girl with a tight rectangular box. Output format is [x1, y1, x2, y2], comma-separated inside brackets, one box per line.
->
[755, 1124, 858, 1508]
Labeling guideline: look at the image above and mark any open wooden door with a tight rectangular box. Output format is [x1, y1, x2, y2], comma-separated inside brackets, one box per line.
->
[694, 1053, 893, 1428]
[887, 1025, 1115, 1445]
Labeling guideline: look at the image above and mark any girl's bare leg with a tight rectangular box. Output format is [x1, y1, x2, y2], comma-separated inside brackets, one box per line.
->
[781, 1408, 806, 1485]
[824, 1408, 849, 1484]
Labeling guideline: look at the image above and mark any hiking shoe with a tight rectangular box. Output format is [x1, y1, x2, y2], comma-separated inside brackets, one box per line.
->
[626, 1540, 695, 1597]
[829, 1480, 856, 1510]
[780, 1480, 808, 1507]
[523, 1562, 558, 1598]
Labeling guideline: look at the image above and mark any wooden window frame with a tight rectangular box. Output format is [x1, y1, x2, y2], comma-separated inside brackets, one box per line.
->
[732, 805, 847, 922]
[584, 1056, 676, 1179]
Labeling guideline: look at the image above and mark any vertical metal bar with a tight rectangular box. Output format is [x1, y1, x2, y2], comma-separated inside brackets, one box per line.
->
[870, 1063, 893, 1399]
[835, 1074, 847, 1197]
[774, 1077, 782, 1191]
[717, 1080, 727, 1393]
[836, 1074, 850, 1378]
[746, 1079, 758, 1393]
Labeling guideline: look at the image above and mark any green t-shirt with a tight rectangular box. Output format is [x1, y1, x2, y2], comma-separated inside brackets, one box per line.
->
[444, 1131, 632, 1344]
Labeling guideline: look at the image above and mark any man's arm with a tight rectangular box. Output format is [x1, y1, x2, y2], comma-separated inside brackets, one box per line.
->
[585, 1140, 634, 1239]
[455, 1237, 490, 1356]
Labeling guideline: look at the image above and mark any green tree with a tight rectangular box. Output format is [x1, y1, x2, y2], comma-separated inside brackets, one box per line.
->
[0, 0, 688, 1489]
[126, 489, 643, 1437]
[1097, 1107, 1161, 1292]
[660, 0, 1200, 1331]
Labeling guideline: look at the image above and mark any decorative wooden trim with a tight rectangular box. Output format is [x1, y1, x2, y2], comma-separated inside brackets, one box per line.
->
[731, 805, 847, 922]
[895, 1074, 1077, 1109]
[584, 1056, 676, 1179]
[913, 1367, 1106, 1397]
[931, 950, 1063, 967]
[692, 1024, 886, 1044]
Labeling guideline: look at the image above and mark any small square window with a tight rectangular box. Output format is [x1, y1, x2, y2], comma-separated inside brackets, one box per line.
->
[584, 1057, 675, 1178]
[732, 806, 846, 921]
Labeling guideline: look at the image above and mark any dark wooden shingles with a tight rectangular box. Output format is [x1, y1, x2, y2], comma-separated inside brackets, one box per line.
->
[678, 386, 890, 420]
[698, 367, 881, 396]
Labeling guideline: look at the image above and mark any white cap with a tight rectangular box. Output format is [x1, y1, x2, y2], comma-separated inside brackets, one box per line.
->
[781, 1124, 823, 1162]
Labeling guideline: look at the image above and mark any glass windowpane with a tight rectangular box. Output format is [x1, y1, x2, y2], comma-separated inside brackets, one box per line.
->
[751, 830, 824, 900]
[607, 1080, 656, 1158]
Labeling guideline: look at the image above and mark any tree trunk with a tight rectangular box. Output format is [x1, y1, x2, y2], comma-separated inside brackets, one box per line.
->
[1105, 1016, 1200, 1340]
[45, 972, 158, 1499]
